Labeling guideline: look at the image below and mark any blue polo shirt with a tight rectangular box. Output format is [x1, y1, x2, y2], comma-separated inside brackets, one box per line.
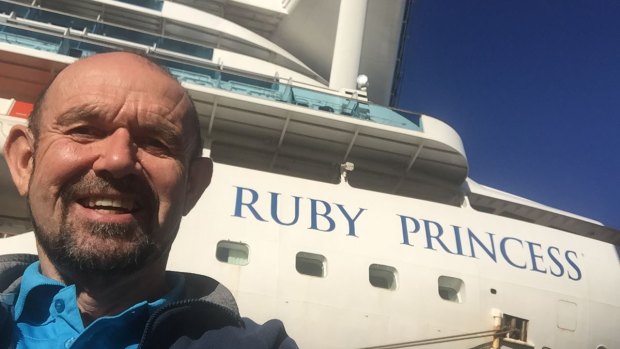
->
[12, 262, 184, 349]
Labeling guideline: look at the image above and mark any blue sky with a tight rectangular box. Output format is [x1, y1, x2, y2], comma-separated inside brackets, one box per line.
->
[396, 0, 620, 229]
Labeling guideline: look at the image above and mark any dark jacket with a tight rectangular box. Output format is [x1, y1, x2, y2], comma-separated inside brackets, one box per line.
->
[0, 254, 297, 349]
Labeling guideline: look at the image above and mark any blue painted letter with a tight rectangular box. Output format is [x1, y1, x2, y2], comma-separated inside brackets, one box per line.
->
[335, 204, 365, 236]
[450, 225, 465, 256]
[499, 237, 526, 269]
[270, 192, 301, 226]
[309, 199, 335, 232]
[527, 241, 547, 274]
[233, 186, 267, 221]
[547, 246, 565, 277]
[565, 250, 582, 281]
[467, 230, 497, 262]
[397, 215, 420, 245]
[422, 219, 458, 254]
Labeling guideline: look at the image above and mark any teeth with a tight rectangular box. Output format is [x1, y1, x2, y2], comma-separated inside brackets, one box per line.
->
[85, 198, 135, 211]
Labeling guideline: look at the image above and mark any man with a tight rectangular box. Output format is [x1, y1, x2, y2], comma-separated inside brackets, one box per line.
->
[0, 52, 297, 348]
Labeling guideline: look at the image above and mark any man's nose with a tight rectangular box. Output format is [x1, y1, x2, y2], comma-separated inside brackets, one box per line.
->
[92, 128, 142, 178]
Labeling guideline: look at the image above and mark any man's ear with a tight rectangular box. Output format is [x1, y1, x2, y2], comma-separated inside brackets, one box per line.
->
[183, 157, 213, 215]
[3, 125, 34, 196]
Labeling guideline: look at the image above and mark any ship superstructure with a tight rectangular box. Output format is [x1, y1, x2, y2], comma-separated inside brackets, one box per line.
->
[1, 0, 617, 242]
[1, 1, 618, 348]
[1, 0, 470, 235]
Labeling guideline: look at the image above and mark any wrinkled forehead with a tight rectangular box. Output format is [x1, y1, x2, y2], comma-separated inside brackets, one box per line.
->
[42, 55, 193, 128]
[51, 55, 185, 103]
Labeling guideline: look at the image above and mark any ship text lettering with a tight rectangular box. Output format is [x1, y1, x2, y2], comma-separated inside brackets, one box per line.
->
[233, 186, 366, 236]
[399, 214, 582, 281]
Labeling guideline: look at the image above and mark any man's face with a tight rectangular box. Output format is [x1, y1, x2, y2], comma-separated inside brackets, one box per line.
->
[25, 54, 200, 276]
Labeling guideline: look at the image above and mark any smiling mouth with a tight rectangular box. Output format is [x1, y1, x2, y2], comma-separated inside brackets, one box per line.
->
[78, 197, 140, 214]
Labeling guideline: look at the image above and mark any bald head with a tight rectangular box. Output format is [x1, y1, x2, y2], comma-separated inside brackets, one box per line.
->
[2, 51, 213, 283]
[29, 52, 203, 159]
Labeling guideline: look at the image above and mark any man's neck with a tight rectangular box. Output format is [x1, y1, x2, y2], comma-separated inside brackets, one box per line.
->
[38, 252, 169, 326]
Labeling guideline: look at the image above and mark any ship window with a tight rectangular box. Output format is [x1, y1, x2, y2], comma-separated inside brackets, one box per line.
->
[216, 241, 249, 266]
[296, 252, 326, 277]
[369, 264, 397, 290]
[438, 276, 465, 303]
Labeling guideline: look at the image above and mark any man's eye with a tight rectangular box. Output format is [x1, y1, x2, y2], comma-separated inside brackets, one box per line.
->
[142, 139, 171, 154]
[69, 126, 104, 138]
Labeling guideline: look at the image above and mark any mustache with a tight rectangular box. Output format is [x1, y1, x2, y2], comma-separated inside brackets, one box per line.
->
[59, 173, 156, 209]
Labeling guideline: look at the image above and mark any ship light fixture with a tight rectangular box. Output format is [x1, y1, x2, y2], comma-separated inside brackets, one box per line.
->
[356, 74, 369, 91]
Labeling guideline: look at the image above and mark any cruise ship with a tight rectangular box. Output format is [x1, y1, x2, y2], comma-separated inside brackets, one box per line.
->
[0, 1, 618, 348]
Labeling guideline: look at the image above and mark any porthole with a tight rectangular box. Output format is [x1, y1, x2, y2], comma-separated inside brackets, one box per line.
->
[438, 275, 465, 303]
[216, 241, 249, 266]
[369, 264, 397, 290]
[296, 252, 326, 277]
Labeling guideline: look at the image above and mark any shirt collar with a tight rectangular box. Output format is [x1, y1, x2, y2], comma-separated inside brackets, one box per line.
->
[14, 262, 64, 320]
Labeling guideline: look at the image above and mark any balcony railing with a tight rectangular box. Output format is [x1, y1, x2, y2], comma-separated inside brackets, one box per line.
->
[0, 9, 423, 132]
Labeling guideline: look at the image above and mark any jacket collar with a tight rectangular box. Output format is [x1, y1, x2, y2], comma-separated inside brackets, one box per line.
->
[0, 254, 38, 305]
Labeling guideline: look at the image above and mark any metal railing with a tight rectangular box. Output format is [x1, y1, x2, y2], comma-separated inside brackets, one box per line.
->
[0, 11, 423, 132]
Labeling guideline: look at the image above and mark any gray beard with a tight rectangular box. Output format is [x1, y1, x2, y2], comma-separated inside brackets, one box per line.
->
[29, 172, 160, 280]
[32, 216, 158, 279]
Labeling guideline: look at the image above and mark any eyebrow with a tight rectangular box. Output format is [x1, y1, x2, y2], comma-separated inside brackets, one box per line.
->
[137, 121, 183, 148]
[54, 104, 188, 151]
[55, 105, 101, 127]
